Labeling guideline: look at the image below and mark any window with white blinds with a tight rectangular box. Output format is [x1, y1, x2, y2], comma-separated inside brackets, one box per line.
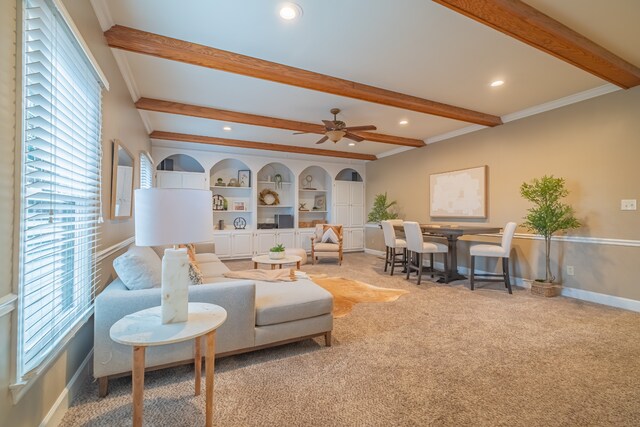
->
[18, 0, 103, 377]
[140, 152, 153, 189]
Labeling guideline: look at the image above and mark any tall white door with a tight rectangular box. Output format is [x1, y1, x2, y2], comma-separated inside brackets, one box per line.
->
[350, 182, 364, 206]
[350, 228, 364, 250]
[350, 205, 364, 226]
[335, 181, 350, 205]
[335, 205, 350, 227]
[182, 172, 207, 189]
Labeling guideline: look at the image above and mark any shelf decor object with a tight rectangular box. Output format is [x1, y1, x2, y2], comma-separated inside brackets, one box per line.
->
[134, 188, 214, 324]
[233, 217, 247, 230]
[212, 194, 226, 211]
[238, 170, 251, 187]
[259, 188, 280, 206]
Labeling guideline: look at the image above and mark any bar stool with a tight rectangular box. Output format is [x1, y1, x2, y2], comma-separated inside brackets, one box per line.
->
[381, 220, 406, 275]
[469, 222, 517, 294]
[403, 221, 448, 285]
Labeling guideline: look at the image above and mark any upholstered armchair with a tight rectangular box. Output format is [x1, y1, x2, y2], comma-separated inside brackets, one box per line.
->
[310, 224, 343, 265]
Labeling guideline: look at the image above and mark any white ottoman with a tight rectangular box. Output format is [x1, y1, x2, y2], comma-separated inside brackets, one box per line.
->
[285, 248, 307, 265]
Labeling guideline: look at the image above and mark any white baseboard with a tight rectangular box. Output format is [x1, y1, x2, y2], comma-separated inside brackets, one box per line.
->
[365, 248, 640, 312]
[39, 349, 93, 427]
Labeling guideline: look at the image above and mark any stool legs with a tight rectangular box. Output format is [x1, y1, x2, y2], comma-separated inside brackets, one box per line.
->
[503, 257, 512, 294]
[384, 246, 390, 272]
[470, 255, 475, 290]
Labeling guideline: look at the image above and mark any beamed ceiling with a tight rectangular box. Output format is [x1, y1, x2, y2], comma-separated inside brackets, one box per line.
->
[92, 0, 640, 161]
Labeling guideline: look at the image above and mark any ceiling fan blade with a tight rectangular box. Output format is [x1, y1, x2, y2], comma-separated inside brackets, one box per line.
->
[292, 132, 308, 135]
[315, 135, 329, 144]
[322, 120, 337, 130]
[344, 132, 365, 142]
[344, 125, 377, 131]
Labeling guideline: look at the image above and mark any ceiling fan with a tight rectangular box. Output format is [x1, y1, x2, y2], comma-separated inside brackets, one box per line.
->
[294, 108, 377, 144]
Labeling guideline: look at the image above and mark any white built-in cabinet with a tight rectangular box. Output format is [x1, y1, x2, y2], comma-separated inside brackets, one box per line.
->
[156, 171, 207, 189]
[152, 149, 366, 259]
[334, 180, 365, 250]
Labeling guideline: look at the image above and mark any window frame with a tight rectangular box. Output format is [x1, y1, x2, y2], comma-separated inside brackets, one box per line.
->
[139, 150, 154, 189]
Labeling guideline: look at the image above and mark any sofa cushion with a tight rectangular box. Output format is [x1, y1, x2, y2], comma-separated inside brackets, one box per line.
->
[200, 261, 231, 281]
[255, 279, 333, 326]
[195, 253, 222, 263]
[113, 245, 162, 290]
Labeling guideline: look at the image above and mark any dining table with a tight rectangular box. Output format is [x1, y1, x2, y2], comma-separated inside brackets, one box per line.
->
[394, 223, 502, 283]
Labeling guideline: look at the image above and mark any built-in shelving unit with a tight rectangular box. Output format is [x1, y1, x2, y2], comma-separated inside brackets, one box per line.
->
[210, 159, 253, 230]
[298, 165, 331, 229]
[256, 163, 295, 229]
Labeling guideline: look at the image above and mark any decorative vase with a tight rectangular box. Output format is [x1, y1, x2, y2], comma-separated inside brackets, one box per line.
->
[529, 280, 561, 298]
[269, 251, 285, 260]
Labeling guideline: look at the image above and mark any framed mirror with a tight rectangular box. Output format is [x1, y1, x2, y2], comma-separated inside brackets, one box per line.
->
[110, 139, 135, 219]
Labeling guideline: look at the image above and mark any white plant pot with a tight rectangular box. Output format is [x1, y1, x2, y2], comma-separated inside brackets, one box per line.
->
[269, 251, 285, 260]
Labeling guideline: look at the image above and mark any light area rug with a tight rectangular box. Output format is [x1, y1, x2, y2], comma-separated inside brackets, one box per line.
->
[308, 273, 409, 317]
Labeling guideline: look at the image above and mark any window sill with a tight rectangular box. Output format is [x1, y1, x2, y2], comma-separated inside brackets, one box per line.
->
[9, 306, 94, 404]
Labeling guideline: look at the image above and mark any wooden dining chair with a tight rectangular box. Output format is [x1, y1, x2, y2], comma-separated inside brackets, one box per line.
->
[469, 222, 517, 294]
[381, 220, 406, 275]
[403, 221, 448, 285]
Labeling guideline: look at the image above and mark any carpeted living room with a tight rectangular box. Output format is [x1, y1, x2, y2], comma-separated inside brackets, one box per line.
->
[2, 1, 640, 427]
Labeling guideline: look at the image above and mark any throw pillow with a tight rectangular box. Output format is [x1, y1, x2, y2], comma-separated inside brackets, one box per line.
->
[113, 245, 162, 290]
[321, 227, 339, 244]
[188, 260, 204, 285]
[321, 225, 342, 244]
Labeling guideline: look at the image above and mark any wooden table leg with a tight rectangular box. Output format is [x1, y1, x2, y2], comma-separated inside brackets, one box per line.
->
[271, 264, 275, 270]
[205, 331, 216, 427]
[132, 346, 145, 427]
[296, 261, 301, 270]
[278, 264, 282, 269]
[253, 261, 258, 269]
[194, 337, 201, 396]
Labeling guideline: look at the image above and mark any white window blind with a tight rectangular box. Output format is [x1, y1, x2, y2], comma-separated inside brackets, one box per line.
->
[18, 0, 103, 377]
[140, 152, 153, 189]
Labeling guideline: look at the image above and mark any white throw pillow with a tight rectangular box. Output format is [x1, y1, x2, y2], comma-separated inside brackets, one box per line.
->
[113, 245, 162, 290]
[321, 228, 339, 244]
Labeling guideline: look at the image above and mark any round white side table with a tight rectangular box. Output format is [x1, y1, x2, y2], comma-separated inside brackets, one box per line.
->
[110, 303, 227, 427]
[251, 254, 302, 270]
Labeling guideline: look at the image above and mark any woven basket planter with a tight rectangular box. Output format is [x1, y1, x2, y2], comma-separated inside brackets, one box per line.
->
[529, 280, 561, 298]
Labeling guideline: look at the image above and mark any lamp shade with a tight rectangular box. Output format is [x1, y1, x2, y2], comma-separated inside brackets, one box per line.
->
[134, 188, 213, 247]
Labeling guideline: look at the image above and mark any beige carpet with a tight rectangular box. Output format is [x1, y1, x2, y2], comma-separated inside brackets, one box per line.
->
[61, 253, 640, 426]
[308, 273, 409, 317]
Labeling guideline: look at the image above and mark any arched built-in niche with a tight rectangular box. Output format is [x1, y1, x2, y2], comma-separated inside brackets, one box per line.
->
[156, 154, 205, 172]
[257, 163, 294, 228]
[210, 159, 253, 230]
[335, 168, 362, 182]
[298, 166, 332, 228]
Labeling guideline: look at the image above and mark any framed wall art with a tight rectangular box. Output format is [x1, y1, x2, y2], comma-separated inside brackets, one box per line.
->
[429, 165, 487, 218]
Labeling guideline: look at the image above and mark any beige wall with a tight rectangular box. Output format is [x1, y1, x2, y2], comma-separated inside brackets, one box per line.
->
[1, 0, 149, 425]
[366, 86, 640, 300]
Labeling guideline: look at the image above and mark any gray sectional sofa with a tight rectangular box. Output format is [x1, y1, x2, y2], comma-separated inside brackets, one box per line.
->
[94, 245, 333, 396]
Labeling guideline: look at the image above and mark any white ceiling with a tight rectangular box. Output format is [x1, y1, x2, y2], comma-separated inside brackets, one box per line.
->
[95, 0, 640, 158]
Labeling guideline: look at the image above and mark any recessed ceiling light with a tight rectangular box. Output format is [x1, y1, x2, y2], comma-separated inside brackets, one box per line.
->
[348, 142, 356, 146]
[490, 80, 504, 87]
[399, 120, 409, 125]
[279, 3, 302, 20]
[223, 126, 232, 131]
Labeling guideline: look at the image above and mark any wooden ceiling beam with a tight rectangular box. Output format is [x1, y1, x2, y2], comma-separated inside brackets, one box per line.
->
[150, 131, 378, 161]
[136, 98, 425, 148]
[105, 25, 502, 127]
[433, 0, 640, 89]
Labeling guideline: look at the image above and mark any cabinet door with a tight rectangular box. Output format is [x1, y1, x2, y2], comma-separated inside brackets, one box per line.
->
[335, 205, 350, 227]
[342, 229, 352, 250]
[156, 171, 183, 188]
[212, 233, 231, 257]
[350, 228, 364, 250]
[255, 232, 277, 255]
[335, 181, 350, 205]
[231, 232, 253, 257]
[350, 205, 364, 227]
[350, 182, 364, 206]
[297, 230, 316, 252]
[181, 172, 207, 189]
[277, 231, 296, 249]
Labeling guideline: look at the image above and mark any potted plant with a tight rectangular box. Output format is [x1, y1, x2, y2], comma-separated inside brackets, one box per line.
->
[520, 175, 581, 297]
[367, 192, 399, 223]
[269, 243, 286, 260]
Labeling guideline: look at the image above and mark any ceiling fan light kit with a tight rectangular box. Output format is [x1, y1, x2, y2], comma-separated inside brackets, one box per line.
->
[296, 108, 377, 145]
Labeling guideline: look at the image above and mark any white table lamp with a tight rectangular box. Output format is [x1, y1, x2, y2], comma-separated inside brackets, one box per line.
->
[135, 188, 213, 324]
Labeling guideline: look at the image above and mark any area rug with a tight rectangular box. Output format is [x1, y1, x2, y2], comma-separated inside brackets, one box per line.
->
[308, 274, 409, 317]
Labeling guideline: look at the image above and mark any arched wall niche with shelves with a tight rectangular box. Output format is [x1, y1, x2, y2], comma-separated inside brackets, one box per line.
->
[210, 159, 253, 230]
[298, 166, 332, 228]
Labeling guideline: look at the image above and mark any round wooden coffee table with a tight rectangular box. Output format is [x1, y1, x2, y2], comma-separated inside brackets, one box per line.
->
[252, 254, 302, 270]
